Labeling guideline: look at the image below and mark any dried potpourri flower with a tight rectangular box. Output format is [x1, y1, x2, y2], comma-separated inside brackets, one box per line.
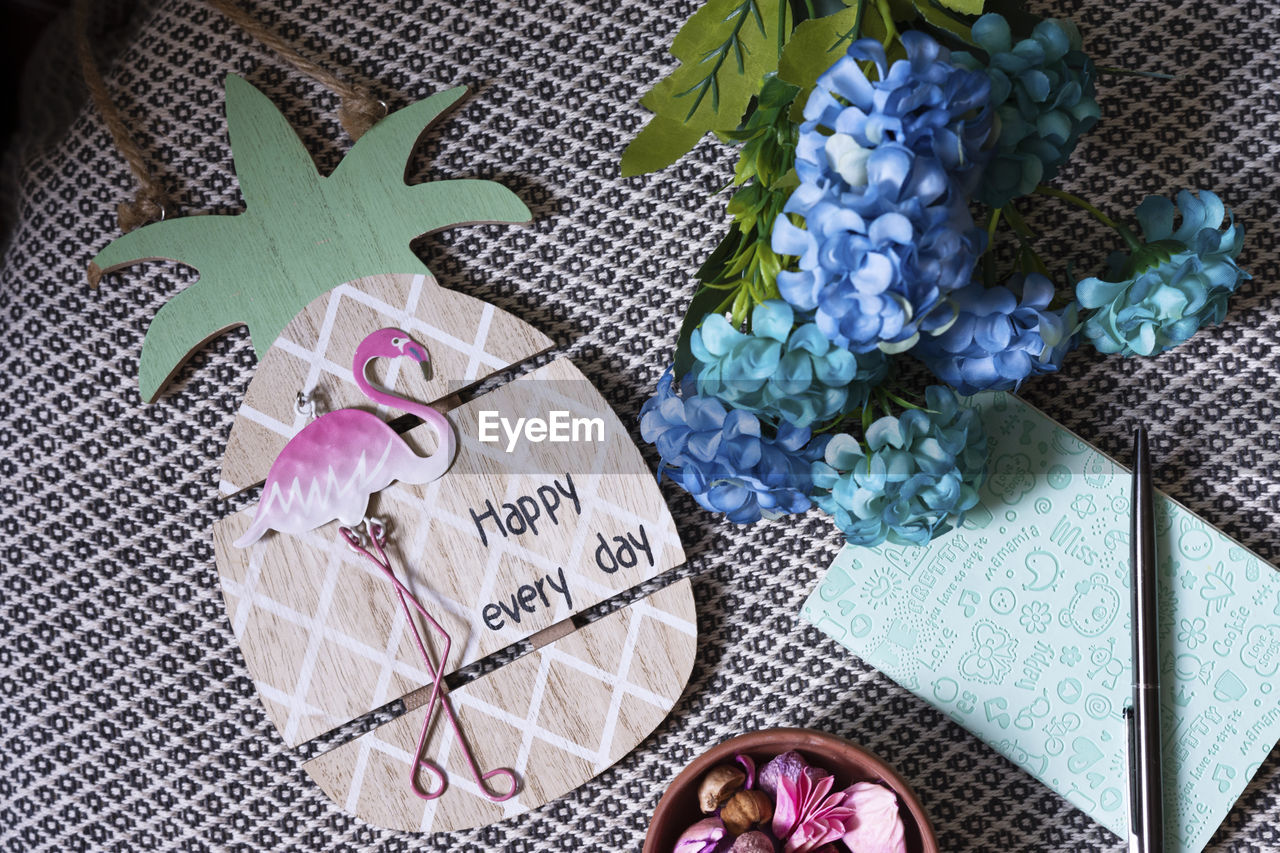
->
[772, 769, 856, 851]
[842, 783, 908, 853]
[758, 750, 810, 797]
[675, 816, 728, 853]
[671, 750, 906, 853]
[729, 831, 776, 853]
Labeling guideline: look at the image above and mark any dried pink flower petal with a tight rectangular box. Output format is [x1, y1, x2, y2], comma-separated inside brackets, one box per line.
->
[839, 782, 906, 853]
[674, 816, 728, 853]
[772, 769, 857, 853]
[735, 753, 758, 789]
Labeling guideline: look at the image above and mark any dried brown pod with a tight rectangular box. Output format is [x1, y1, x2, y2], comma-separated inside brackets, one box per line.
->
[720, 789, 773, 836]
[697, 764, 747, 814]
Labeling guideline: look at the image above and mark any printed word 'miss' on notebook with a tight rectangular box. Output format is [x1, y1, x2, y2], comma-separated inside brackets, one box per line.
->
[802, 391, 1280, 852]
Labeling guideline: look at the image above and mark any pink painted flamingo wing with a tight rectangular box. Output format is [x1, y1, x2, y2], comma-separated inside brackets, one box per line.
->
[234, 410, 411, 547]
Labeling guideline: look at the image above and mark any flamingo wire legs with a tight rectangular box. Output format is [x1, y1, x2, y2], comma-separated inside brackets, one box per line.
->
[339, 521, 518, 803]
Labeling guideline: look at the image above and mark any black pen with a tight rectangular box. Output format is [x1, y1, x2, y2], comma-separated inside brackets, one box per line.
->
[1126, 426, 1164, 852]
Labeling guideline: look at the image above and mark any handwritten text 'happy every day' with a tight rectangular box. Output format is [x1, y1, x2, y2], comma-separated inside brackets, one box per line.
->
[468, 473, 655, 631]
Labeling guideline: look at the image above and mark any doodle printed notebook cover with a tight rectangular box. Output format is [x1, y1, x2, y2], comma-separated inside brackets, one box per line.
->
[802, 392, 1280, 851]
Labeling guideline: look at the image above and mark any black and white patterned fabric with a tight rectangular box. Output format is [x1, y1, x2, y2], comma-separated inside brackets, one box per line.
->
[1, 0, 1277, 849]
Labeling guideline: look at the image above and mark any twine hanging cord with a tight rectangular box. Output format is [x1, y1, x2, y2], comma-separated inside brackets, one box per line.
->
[76, 0, 387, 239]
[205, 0, 386, 140]
[74, 0, 168, 234]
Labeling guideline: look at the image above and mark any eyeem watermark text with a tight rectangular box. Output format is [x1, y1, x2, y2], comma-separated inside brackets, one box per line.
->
[477, 410, 606, 452]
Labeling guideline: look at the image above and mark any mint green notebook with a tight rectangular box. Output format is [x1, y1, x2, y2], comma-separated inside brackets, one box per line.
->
[802, 392, 1280, 851]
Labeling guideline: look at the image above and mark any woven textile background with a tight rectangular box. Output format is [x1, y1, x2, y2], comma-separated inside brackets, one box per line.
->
[1, 0, 1277, 849]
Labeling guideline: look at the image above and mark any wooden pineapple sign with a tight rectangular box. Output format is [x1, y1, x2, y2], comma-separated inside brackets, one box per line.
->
[91, 77, 695, 832]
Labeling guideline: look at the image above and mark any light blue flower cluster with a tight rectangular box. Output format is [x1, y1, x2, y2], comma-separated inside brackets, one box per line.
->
[955, 14, 1100, 207]
[811, 386, 987, 546]
[912, 273, 1078, 394]
[772, 33, 990, 354]
[691, 300, 888, 428]
[1076, 190, 1248, 356]
[640, 371, 827, 524]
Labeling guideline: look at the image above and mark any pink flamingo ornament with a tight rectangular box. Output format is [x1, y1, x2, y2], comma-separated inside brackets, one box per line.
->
[234, 328, 518, 804]
[234, 328, 455, 547]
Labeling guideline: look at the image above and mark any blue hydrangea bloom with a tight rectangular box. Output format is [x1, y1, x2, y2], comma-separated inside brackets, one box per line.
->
[690, 300, 888, 428]
[1076, 190, 1248, 356]
[800, 31, 993, 195]
[773, 143, 986, 353]
[639, 370, 827, 523]
[954, 14, 1100, 207]
[772, 32, 989, 354]
[913, 273, 1079, 394]
[811, 386, 988, 546]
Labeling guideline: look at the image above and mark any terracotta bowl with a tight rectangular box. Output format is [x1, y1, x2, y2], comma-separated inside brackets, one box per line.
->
[643, 728, 938, 853]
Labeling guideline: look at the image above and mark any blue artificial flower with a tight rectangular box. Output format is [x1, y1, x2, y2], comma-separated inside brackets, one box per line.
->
[773, 143, 986, 353]
[811, 386, 988, 546]
[772, 32, 989, 354]
[913, 273, 1079, 394]
[801, 31, 992, 195]
[1076, 190, 1248, 356]
[954, 14, 1100, 207]
[690, 300, 888, 428]
[639, 370, 827, 523]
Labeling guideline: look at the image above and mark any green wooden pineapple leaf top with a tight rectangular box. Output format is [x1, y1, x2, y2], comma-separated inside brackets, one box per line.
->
[90, 75, 532, 403]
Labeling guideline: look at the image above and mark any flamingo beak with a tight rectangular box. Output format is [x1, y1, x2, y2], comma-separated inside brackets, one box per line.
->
[405, 344, 431, 380]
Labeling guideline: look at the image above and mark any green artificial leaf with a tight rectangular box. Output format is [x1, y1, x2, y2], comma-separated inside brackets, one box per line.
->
[758, 72, 801, 108]
[731, 286, 751, 326]
[621, 117, 708, 176]
[1124, 239, 1182, 278]
[726, 183, 765, 231]
[912, 0, 975, 44]
[885, 391, 923, 411]
[696, 222, 745, 283]
[674, 285, 733, 379]
[621, 0, 792, 176]
[934, 0, 983, 15]
[685, 76, 797, 340]
[810, 0, 853, 18]
[778, 1, 889, 99]
[886, 0, 921, 25]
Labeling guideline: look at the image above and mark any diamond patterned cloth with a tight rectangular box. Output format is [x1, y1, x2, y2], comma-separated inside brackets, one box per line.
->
[1, 0, 1277, 850]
